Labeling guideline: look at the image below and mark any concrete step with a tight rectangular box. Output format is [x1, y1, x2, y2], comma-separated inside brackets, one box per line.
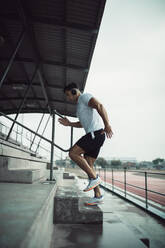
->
[0, 168, 46, 183]
[0, 146, 48, 183]
[51, 177, 147, 248]
[63, 172, 75, 179]
[0, 182, 57, 248]
[79, 196, 103, 223]
[53, 186, 103, 224]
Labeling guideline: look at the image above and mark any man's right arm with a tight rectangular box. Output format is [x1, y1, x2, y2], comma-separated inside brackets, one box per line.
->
[58, 117, 82, 128]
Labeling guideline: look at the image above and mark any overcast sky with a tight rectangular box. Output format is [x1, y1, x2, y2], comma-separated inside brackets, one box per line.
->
[2, 0, 165, 162]
[85, 0, 165, 161]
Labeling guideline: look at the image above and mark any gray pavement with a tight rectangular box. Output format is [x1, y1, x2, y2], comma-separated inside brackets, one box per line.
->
[51, 178, 165, 248]
[0, 181, 56, 248]
[0, 174, 164, 248]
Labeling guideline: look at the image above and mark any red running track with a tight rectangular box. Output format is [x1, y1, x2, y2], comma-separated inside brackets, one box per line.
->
[99, 171, 165, 206]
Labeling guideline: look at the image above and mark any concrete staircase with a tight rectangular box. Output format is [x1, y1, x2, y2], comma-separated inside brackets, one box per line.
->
[54, 186, 103, 224]
[0, 181, 57, 248]
[0, 171, 152, 248]
[0, 140, 48, 183]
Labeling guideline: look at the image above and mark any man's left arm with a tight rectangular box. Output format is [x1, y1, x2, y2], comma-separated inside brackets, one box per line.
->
[88, 97, 113, 138]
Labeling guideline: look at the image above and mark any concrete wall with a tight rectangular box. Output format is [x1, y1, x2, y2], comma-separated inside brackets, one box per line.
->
[0, 142, 48, 183]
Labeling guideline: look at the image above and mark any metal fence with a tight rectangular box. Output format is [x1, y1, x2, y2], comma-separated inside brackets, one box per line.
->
[0, 111, 73, 180]
[97, 168, 165, 218]
[0, 121, 49, 158]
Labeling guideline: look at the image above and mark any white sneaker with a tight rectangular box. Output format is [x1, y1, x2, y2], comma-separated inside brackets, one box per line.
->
[85, 195, 104, 206]
[83, 175, 101, 192]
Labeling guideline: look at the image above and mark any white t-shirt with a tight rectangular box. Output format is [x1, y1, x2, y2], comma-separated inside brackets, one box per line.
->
[76, 93, 104, 134]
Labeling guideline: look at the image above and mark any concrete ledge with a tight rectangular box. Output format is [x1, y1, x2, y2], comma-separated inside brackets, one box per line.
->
[0, 145, 48, 183]
[0, 182, 57, 248]
[63, 172, 75, 179]
[54, 186, 103, 224]
[79, 197, 103, 223]
[0, 169, 45, 183]
[21, 183, 57, 248]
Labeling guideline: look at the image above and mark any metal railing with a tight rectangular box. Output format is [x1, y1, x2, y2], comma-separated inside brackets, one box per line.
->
[0, 111, 73, 153]
[0, 121, 23, 144]
[0, 111, 73, 181]
[0, 121, 49, 158]
[98, 168, 165, 218]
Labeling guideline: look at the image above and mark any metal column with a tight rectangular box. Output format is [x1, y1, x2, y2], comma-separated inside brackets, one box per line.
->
[37, 70, 51, 115]
[6, 64, 39, 141]
[30, 113, 45, 150]
[50, 113, 55, 181]
[104, 167, 106, 186]
[70, 127, 73, 148]
[35, 115, 51, 153]
[124, 168, 127, 198]
[145, 172, 148, 209]
[112, 169, 114, 191]
[0, 29, 25, 89]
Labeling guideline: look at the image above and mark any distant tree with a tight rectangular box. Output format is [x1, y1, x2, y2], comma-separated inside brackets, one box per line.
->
[56, 159, 65, 167]
[111, 160, 122, 167]
[70, 159, 76, 168]
[152, 158, 164, 165]
[96, 157, 108, 168]
[107, 160, 112, 168]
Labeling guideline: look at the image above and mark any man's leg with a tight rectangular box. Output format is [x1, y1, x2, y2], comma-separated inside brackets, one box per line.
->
[69, 145, 97, 179]
[84, 155, 101, 198]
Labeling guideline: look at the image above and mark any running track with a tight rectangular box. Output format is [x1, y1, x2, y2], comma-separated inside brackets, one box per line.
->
[99, 171, 165, 206]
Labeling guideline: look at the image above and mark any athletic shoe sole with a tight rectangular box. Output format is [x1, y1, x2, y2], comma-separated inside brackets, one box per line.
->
[85, 201, 104, 206]
[83, 180, 101, 192]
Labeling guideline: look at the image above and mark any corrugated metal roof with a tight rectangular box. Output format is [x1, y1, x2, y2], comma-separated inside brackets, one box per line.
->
[0, 0, 106, 117]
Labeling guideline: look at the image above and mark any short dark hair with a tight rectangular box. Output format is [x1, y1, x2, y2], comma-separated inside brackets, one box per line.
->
[64, 82, 78, 93]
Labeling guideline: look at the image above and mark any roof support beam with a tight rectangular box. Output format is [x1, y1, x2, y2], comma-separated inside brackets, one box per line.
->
[0, 57, 88, 71]
[29, 113, 45, 150]
[16, 0, 52, 115]
[0, 29, 25, 90]
[32, 17, 98, 34]
[6, 64, 39, 141]
[0, 81, 64, 90]
[63, 0, 67, 114]
[0, 96, 74, 105]
[35, 115, 51, 153]
[0, 14, 98, 34]
[0, 21, 42, 110]
[0, 90, 17, 110]
[37, 70, 51, 114]
[0, 108, 76, 117]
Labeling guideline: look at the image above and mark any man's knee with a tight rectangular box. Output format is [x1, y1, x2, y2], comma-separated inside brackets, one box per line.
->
[69, 145, 84, 160]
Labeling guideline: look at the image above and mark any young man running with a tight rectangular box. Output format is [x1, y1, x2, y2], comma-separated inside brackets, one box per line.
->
[58, 83, 113, 205]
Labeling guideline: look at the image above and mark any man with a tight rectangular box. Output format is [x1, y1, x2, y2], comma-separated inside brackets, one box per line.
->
[58, 82, 113, 205]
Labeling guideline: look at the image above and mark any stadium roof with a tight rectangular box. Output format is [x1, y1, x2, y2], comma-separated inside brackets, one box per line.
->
[0, 0, 106, 117]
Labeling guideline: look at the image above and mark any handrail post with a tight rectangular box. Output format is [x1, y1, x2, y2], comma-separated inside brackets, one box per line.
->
[50, 113, 55, 181]
[124, 168, 127, 198]
[104, 166, 106, 186]
[70, 127, 73, 148]
[30, 132, 32, 149]
[16, 124, 18, 143]
[112, 169, 114, 191]
[145, 171, 148, 209]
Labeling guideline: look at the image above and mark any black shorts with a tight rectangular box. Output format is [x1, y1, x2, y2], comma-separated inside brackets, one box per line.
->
[75, 129, 105, 159]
